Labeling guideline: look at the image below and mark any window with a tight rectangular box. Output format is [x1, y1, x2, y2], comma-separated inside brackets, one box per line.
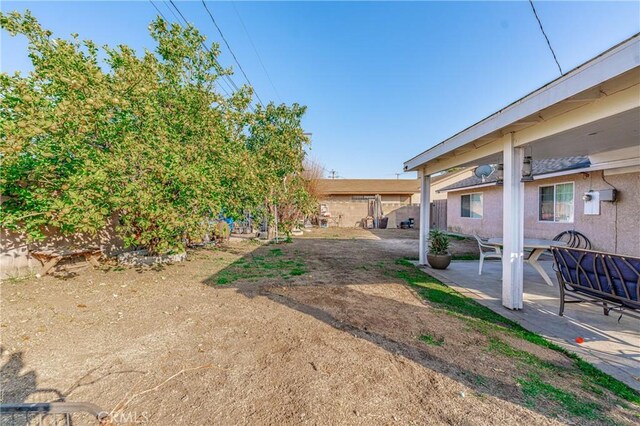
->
[461, 193, 482, 218]
[539, 182, 574, 222]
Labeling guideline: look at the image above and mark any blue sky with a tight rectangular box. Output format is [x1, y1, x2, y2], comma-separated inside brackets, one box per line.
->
[2, 1, 639, 178]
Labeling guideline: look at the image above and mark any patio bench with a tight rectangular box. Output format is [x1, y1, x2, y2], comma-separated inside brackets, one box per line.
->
[31, 247, 102, 277]
[550, 247, 640, 320]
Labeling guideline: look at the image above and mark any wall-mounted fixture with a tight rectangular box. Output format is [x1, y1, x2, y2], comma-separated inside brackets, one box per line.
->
[599, 188, 617, 202]
[584, 190, 600, 215]
[495, 163, 504, 185]
[521, 156, 534, 182]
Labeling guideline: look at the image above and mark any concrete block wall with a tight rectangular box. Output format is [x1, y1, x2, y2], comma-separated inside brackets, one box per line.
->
[320, 200, 421, 229]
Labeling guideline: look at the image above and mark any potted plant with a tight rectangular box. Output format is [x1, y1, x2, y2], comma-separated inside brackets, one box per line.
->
[427, 229, 451, 269]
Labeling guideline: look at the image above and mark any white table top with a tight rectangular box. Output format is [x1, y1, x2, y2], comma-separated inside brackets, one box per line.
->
[487, 238, 567, 249]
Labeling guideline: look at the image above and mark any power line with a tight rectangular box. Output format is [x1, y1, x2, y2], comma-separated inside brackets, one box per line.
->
[200, 0, 265, 107]
[151, 0, 233, 97]
[231, 1, 282, 103]
[528, 0, 563, 75]
[166, 0, 238, 96]
[161, 0, 182, 24]
[150, 0, 261, 113]
[149, 0, 168, 21]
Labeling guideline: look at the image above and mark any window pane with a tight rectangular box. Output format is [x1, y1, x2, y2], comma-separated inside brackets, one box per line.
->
[461, 195, 471, 217]
[555, 183, 574, 222]
[539, 186, 554, 221]
[470, 194, 482, 218]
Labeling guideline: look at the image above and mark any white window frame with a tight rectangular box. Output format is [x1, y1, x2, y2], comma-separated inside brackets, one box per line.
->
[537, 181, 575, 223]
[460, 192, 483, 219]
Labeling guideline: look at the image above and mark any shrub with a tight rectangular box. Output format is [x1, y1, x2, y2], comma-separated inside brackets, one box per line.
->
[0, 11, 313, 254]
[428, 229, 450, 255]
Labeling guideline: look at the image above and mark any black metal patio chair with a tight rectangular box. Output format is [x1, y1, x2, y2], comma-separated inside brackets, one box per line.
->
[553, 230, 592, 250]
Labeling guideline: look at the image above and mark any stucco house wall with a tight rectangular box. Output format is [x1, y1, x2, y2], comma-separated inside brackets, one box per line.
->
[446, 170, 639, 255]
[320, 194, 420, 228]
[316, 178, 423, 229]
[430, 169, 473, 201]
[1, 217, 124, 279]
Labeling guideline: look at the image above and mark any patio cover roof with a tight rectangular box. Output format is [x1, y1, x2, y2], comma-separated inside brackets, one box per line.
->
[409, 34, 639, 311]
[404, 34, 640, 174]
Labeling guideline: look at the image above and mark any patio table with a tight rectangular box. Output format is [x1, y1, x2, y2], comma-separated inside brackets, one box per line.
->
[487, 238, 567, 286]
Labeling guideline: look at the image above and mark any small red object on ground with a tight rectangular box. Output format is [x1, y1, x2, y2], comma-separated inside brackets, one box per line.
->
[575, 337, 584, 344]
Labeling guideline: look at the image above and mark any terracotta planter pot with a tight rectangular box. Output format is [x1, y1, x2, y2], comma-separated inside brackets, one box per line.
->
[427, 253, 452, 270]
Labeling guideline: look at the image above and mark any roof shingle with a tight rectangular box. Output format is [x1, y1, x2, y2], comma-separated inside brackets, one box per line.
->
[439, 156, 590, 192]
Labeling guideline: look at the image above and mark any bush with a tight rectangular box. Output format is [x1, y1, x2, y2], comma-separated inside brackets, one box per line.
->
[0, 11, 314, 254]
[428, 229, 450, 255]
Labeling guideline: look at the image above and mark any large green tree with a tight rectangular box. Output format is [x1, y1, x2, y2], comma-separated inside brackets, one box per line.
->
[1, 11, 314, 254]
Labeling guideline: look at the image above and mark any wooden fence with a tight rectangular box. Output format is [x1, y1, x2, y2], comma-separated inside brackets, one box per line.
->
[430, 200, 447, 230]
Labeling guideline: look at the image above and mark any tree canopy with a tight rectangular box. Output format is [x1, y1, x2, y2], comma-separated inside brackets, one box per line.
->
[0, 11, 313, 253]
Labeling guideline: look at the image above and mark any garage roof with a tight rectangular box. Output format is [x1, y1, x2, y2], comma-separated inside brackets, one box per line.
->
[316, 179, 420, 195]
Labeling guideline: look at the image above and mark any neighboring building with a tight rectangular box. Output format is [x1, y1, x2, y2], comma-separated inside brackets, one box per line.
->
[439, 155, 639, 255]
[316, 179, 420, 228]
[315, 176, 466, 228]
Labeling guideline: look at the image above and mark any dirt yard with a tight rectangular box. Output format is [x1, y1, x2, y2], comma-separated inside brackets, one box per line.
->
[1, 228, 637, 425]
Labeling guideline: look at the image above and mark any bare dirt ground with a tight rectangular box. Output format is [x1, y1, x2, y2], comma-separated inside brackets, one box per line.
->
[1, 228, 636, 425]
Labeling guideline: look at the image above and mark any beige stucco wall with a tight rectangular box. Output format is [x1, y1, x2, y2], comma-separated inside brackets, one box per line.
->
[1, 218, 124, 279]
[446, 170, 639, 255]
[430, 169, 474, 201]
[320, 197, 420, 229]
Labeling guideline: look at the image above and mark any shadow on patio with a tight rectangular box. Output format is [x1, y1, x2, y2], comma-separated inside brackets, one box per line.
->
[421, 259, 640, 391]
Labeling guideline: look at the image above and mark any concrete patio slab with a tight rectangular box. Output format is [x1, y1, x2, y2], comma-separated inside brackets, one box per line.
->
[418, 260, 640, 391]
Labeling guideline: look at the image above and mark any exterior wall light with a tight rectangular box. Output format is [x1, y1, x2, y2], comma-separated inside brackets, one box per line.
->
[521, 156, 534, 182]
[495, 163, 504, 185]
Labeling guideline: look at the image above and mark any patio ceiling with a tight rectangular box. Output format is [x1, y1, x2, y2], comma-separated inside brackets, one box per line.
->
[523, 107, 639, 160]
[404, 35, 640, 175]
[438, 106, 640, 170]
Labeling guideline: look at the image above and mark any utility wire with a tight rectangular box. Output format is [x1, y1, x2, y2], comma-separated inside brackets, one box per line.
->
[161, 0, 182, 24]
[528, 0, 563, 75]
[149, 0, 168, 21]
[150, 0, 261, 114]
[166, 0, 239, 96]
[151, 0, 234, 97]
[200, 0, 265, 107]
[231, 1, 282, 103]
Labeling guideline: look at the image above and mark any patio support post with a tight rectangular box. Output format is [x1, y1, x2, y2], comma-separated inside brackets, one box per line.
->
[419, 170, 431, 265]
[502, 134, 525, 310]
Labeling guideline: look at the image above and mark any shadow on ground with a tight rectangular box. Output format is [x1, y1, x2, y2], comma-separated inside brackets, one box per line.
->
[202, 236, 638, 425]
[0, 346, 144, 425]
